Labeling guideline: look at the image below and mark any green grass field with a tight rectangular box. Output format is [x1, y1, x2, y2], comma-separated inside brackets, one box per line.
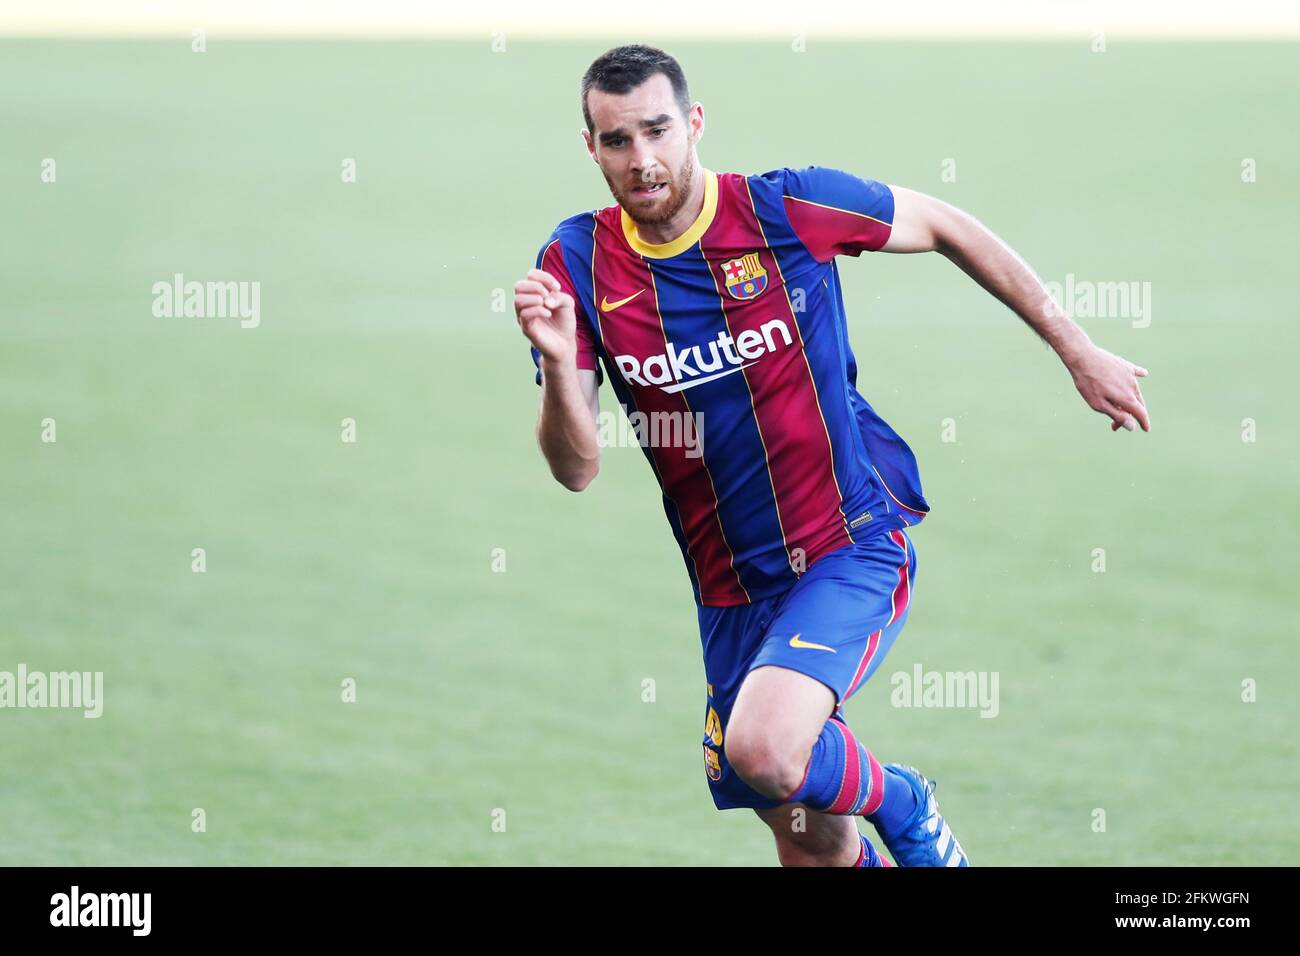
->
[1, 39, 1296, 865]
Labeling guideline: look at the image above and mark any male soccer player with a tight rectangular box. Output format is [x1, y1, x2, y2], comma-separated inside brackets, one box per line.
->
[513, 45, 1150, 867]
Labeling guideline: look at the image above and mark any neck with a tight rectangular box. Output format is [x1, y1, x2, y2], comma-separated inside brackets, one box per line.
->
[632, 162, 705, 245]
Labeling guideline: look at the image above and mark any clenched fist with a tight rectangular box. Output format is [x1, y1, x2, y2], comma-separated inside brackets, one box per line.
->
[514, 268, 577, 365]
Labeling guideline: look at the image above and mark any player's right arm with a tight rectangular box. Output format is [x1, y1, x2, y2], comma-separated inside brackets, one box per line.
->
[514, 267, 600, 491]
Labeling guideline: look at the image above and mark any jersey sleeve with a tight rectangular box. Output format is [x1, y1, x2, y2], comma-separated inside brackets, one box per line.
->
[779, 166, 895, 262]
[530, 233, 603, 386]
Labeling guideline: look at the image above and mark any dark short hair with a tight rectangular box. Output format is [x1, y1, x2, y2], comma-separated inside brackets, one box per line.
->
[581, 45, 692, 134]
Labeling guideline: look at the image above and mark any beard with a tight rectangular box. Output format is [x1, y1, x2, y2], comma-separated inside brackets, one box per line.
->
[606, 154, 696, 228]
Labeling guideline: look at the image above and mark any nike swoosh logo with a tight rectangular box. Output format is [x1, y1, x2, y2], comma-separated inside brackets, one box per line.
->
[601, 289, 645, 312]
[789, 633, 836, 653]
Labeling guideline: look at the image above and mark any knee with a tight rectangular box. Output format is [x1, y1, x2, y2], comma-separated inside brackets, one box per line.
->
[725, 724, 809, 799]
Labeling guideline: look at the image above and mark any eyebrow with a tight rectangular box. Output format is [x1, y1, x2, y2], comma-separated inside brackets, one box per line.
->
[598, 114, 673, 145]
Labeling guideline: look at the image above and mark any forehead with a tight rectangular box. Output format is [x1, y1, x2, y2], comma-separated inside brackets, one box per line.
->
[587, 72, 680, 133]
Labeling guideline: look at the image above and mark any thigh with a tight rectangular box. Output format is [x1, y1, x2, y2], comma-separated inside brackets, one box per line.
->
[750, 529, 917, 710]
[698, 596, 789, 811]
[727, 661, 837, 764]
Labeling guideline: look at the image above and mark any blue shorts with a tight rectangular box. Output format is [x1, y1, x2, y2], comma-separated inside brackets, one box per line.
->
[697, 528, 918, 811]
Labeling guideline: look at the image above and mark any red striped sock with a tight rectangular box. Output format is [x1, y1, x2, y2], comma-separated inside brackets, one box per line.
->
[781, 716, 885, 816]
[855, 832, 888, 867]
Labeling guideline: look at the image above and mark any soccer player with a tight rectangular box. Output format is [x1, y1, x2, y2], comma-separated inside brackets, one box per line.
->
[513, 45, 1150, 867]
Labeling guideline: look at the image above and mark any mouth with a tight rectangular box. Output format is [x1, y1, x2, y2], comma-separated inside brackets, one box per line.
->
[631, 181, 667, 198]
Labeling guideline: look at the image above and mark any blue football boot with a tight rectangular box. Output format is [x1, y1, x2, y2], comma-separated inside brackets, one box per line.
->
[873, 763, 969, 867]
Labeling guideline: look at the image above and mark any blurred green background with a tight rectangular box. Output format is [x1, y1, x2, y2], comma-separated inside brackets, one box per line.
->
[1, 39, 1296, 864]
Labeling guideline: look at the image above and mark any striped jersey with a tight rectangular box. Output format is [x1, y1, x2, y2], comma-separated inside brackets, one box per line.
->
[530, 165, 930, 607]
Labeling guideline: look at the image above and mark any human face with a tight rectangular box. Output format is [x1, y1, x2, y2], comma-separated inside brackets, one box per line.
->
[583, 72, 704, 233]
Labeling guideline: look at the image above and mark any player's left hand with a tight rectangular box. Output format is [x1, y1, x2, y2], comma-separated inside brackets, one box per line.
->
[1065, 344, 1150, 432]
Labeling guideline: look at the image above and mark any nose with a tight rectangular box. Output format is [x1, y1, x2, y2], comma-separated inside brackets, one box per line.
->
[630, 143, 658, 181]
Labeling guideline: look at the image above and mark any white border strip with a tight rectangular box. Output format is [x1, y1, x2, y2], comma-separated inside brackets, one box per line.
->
[3, 1, 1300, 39]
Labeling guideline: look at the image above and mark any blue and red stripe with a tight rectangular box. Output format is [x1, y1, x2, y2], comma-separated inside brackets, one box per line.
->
[593, 212, 749, 605]
[703, 173, 853, 573]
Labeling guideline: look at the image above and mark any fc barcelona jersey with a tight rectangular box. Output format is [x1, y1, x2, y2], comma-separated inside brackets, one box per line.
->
[530, 166, 930, 607]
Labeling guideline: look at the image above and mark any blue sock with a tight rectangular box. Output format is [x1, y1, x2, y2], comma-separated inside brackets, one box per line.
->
[866, 766, 920, 838]
[781, 717, 883, 814]
[855, 833, 886, 867]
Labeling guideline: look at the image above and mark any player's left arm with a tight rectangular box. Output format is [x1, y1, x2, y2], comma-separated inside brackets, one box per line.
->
[883, 185, 1150, 433]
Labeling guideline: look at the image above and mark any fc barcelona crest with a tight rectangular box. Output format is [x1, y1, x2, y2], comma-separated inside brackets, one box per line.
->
[703, 745, 722, 781]
[721, 252, 768, 301]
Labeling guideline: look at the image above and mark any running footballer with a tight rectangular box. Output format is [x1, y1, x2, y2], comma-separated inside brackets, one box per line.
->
[512, 45, 1150, 867]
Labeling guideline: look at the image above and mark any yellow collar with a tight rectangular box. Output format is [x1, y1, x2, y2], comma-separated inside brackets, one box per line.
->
[620, 168, 718, 259]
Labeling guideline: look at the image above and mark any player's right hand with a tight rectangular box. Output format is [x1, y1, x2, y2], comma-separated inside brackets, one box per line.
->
[514, 268, 577, 364]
